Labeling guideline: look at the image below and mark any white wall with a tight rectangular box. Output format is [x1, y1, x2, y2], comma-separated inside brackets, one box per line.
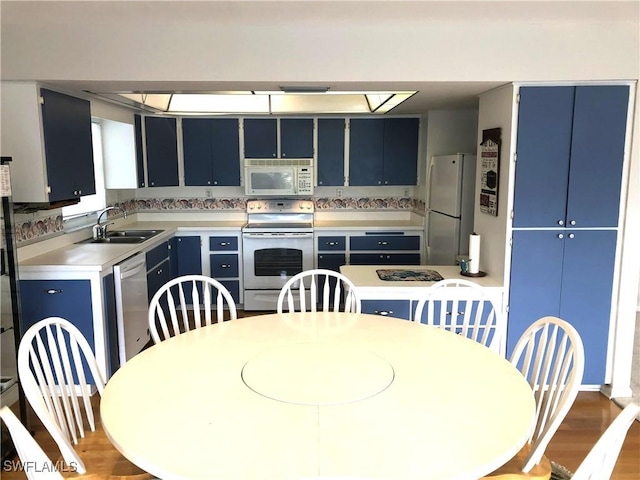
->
[1, 2, 638, 85]
[474, 85, 514, 283]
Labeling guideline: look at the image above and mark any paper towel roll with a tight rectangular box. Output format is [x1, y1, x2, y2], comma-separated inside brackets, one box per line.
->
[468, 233, 481, 274]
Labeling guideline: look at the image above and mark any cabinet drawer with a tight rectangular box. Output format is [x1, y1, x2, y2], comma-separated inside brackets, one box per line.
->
[350, 253, 420, 265]
[209, 236, 238, 251]
[317, 236, 346, 251]
[350, 235, 420, 251]
[210, 254, 239, 278]
[362, 300, 411, 320]
[146, 241, 169, 269]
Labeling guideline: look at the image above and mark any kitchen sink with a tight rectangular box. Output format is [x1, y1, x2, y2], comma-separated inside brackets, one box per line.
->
[77, 229, 164, 245]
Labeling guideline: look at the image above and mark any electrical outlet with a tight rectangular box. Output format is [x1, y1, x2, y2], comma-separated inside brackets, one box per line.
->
[336, 188, 343, 198]
[403, 188, 409, 197]
[205, 188, 213, 198]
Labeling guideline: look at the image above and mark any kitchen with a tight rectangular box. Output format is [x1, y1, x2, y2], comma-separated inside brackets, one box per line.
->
[0, 0, 638, 411]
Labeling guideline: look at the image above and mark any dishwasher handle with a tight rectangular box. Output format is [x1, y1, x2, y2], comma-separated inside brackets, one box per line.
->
[117, 254, 147, 280]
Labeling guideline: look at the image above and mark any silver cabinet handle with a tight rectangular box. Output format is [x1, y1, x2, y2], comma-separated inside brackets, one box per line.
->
[558, 220, 564, 226]
[378, 241, 389, 245]
[326, 241, 338, 246]
[219, 242, 229, 246]
[220, 264, 231, 268]
[558, 234, 564, 239]
[46, 289, 63, 294]
[156, 269, 163, 275]
[374, 310, 393, 316]
[570, 220, 576, 225]
[568, 233, 575, 239]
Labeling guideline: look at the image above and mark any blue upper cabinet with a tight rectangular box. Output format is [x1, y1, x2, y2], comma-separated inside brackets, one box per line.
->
[349, 119, 385, 185]
[244, 118, 277, 158]
[281, 118, 314, 158]
[145, 116, 179, 187]
[134, 115, 145, 187]
[317, 118, 345, 186]
[40, 88, 96, 202]
[383, 117, 419, 185]
[513, 86, 628, 228]
[183, 118, 240, 186]
[566, 86, 629, 228]
[349, 118, 419, 186]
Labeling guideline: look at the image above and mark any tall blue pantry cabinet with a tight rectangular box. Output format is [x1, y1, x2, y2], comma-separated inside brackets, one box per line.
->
[508, 85, 629, 384]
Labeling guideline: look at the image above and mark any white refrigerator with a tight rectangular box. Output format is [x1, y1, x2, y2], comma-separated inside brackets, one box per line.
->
[427, 154, 477, 265]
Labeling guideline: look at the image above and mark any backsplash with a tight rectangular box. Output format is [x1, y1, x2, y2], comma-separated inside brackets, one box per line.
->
[15, 196, 426, 243]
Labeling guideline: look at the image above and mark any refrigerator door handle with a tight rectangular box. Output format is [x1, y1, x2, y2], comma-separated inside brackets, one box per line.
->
[426, 157, 435, 209]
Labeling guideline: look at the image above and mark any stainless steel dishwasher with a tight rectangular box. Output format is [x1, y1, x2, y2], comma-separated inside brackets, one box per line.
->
[113, 252, 149, 366]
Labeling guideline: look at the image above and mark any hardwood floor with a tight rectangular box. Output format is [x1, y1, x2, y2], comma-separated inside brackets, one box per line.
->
[545, 392, 640, 479]
[2, 391, 638, 479]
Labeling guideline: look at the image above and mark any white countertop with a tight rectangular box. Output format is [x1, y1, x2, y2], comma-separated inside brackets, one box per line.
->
[18, 220, 246, 272]
[101, 312, 534, 480]
[341, 264, 503, 297]
[18, 217, 425, 273]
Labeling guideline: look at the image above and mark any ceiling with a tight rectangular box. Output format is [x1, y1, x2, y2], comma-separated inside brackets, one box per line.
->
[49, 80, 506, 115]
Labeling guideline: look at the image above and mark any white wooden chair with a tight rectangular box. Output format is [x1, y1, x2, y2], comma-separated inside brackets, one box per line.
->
[412, 278, 504, 353]
[17, 317, 154, 479]
[483, 316, 585, 479]
[568, 402, 640, 480]
[148, 274, 237, 343]
[277, 269, 361, 314]
[0, 406, 63, 480]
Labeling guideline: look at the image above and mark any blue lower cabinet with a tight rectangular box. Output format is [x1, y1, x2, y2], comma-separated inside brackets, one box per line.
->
[509, 229, 617, 384]
[19, 279, 99, 384]
[174, 236, 202, 276]
[219, 280, 240, 304]
[210, 254, 239, 278]
[350, 253, 420, 265]
[362, 300, 411, 320]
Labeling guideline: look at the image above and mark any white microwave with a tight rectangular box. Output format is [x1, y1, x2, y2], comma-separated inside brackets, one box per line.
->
[244, 165, 314, 196]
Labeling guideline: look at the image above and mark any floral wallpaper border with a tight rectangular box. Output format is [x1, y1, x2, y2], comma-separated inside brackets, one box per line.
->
[14, 196, 426, 243]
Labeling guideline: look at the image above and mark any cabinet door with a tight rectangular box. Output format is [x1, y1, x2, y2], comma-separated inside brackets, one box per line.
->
[210, 119, 241, 186]
[183, 119, 241, 186]
[183, 118, 213, 185]
[134, 114, 145, 187]
[513, 87, 574, 228]
[349, 119, 384, 186]
[508, 230, 565, 356]
[317, 253, 346, 271]
[244, 118, 277, 158]
[281, 118, 314, 158]
[317, 119, 345, 186]
[41, 88, 95, 201]
[382, 118, 419, 185]
[566, 86, 628, 228]
[559, 230, 617, 384]
[19, 279, 98, 382]
[174, 236, 202, 276]
[508, 229, 616, 384]
[147, 258, 171, 302]
[145, 116, 179, 186]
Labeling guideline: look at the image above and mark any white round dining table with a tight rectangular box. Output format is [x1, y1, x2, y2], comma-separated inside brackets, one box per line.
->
[100, 312, 535, 480]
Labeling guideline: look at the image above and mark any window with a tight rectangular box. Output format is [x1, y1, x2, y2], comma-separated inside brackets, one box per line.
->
[62, 120, 106, 219]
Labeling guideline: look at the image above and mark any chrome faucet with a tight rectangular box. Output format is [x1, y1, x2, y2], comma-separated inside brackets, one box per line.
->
[93, 206, 126, 239]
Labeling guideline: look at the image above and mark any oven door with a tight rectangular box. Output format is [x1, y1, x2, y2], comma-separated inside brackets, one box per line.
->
[242, 232, 314, 290]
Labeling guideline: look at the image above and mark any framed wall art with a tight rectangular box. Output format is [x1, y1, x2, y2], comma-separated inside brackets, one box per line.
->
[479, 128, 501, 216]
